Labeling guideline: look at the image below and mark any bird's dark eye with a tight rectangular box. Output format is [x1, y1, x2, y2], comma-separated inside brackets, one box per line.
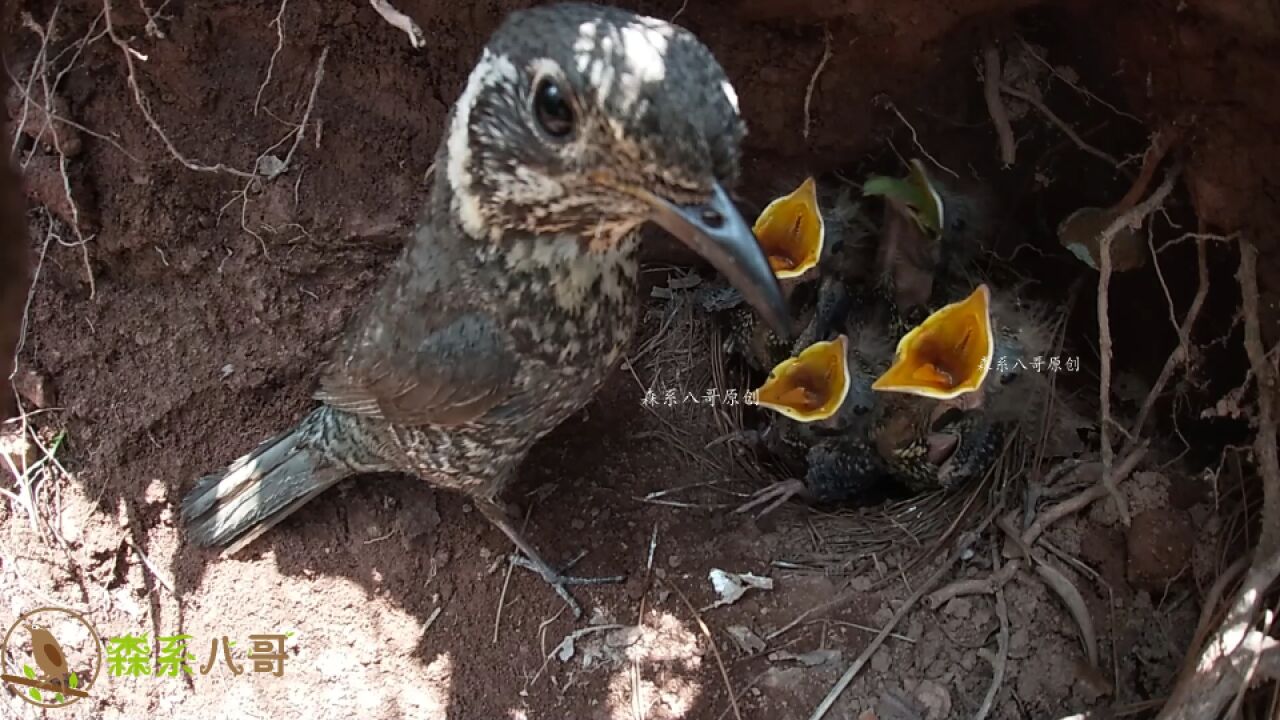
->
[533, 77, 574, 139]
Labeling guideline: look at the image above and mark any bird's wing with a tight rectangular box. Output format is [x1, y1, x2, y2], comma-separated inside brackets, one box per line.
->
[316, 312, 518, 427]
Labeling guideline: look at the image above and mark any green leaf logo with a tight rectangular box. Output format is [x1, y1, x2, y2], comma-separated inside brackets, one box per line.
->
[68, 671, 79, 688]
[21, 664, 35, 679]
[29, 687, 42, 702]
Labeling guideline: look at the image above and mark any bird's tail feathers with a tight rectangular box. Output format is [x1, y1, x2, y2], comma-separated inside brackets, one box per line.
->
[182, 408, 345, 555]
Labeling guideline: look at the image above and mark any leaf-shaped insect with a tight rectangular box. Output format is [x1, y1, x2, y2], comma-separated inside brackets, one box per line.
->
[68, 672, 79, 689]
[22, 664, 35, 679]
[29, 688, 42, 702]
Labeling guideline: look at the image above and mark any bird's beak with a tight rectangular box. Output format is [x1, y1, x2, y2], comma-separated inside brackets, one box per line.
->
[754, 334, 851, 422]
[645, 183, 792, 339]
[753, 177, 824, 280]
[872, 284, 994, 400]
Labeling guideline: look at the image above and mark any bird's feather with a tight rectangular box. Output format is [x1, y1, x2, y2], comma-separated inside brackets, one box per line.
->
[317, 312, 518, 427]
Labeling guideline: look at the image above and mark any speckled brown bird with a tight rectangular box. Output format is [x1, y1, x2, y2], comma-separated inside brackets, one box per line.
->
[182, 3, 789, 617]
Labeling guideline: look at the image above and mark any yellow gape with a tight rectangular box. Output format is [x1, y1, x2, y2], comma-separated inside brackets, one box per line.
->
[872, 284, 994, 400]
[755, 335, 851, 422]
[753, 177, 824, 280]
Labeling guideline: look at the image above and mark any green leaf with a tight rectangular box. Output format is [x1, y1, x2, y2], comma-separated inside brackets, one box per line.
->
[29, 688, 42, 702]
[49, 430, 67, 456]
[54, 693, 65, 703]
[68, 672, 79, 689]
[862, 176, 927, 208]
[22, 664, 35, 679]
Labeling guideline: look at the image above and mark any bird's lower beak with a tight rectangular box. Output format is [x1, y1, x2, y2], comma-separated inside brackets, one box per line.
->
[646, 184, 792, 339]
[872, 284, 994, 400]
[755, 335, 851, 422]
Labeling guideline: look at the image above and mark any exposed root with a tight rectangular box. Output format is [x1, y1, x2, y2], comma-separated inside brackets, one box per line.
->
[999, 83, 1121, 169]
[254, 0, 290, 115]
[802, 28, 833, 143]
[982, 44, 1016, 167]
[369, 0, 426, 49]
[973, 547, 1010, 720]
[1096, 165, 1181, 526]
[103, 0, 256, 179]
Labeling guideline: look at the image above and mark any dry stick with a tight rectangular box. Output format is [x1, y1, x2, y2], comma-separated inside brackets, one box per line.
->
[254, 0, 289, 115]
[661, 576, 742, 720]
[1015, 35, 1143, 123]
[1239, 240, 1280, 558]
[1020, 448, 1147, 549]
[369, 0, 425, 48]
[279, 46, 328, 174]
[802, 28, 832, 142]
[928, 558, 1020, 609]
[1131, 235, 1211, 439]
[807, 508, 1000, 720]
[102, 0, 255, 179]
[982, 44, 1016, 166]
[1155, 244, 1280, 718]
[973, 547, 1010, 720]
[879, 97, 960, 178]
[999, 84, 1121, 168]
[1097, 167, 1180, 526]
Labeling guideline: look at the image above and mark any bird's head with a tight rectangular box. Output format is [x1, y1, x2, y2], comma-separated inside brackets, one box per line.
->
[442, 3, 789, 336]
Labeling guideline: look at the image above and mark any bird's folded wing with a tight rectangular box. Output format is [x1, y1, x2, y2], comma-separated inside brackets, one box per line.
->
[316, 312, 517, 427]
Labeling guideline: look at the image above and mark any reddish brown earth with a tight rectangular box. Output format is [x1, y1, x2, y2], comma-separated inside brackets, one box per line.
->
[1, 0, 1277, 718]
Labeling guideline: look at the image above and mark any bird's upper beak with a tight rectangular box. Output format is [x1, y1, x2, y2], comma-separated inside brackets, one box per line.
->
[754, 334, 851, 422]
[753, 177, 824, 280]
[645, 184, 792, 339]
[872, 284, 994, 400]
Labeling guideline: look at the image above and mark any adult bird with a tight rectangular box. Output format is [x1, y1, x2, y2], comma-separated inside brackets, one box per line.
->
[182, 3, 790, 617]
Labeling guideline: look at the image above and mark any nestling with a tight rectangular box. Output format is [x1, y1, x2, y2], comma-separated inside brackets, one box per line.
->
[182, 3, 789, 618]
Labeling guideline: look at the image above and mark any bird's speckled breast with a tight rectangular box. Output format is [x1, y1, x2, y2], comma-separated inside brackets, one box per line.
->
[376, 232, 643, 495]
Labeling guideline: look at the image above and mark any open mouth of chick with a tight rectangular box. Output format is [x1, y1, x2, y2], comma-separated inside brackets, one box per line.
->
[872, 284, 994, 400]
[753, 177, 824, 279]
[754, 334, 850, 422]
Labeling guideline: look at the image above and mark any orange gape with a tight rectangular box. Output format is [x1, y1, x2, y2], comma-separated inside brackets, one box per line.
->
[755, 335, 851, 422]
[872, 284, 994, 401]
[753, 177, 824, 281]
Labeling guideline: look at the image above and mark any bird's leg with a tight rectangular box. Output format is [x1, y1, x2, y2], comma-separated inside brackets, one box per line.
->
[733, 478, 805, 518]
[477, 500, 624, 619]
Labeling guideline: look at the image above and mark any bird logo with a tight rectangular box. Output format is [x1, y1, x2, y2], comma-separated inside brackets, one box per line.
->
[2, 607, 102, 708]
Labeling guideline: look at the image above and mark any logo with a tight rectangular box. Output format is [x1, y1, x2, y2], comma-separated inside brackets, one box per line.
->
[2, 606, 103, 708]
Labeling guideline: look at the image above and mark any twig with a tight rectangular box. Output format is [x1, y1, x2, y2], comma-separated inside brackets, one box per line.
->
[661, 576, 742, 720]
[102, 0, 256, 179]
[1020, 449, 1147, 549]
[928, 558, 1020, 609]
[982, 44, 1016, 166]
[1015, 35, 1143, 123]
[369, 0, 425, 48]
[802, 28, 832, 143]
[878, 96, 960, 178]
[1097, 166, 1180, 526]
[254, 0, 289, 115]
[999, 84, 1121, 168]
[278, 46, 328, 174]
[127, 538, 175, 595]
[974, 547, 1010, 720]
[670, 0, 690, 22]
[808, 508, 1000, 720]
[1240, 241, 1280, 555]
[1157, 548, 1280, 719]
[1132, 232, 1218, 439]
